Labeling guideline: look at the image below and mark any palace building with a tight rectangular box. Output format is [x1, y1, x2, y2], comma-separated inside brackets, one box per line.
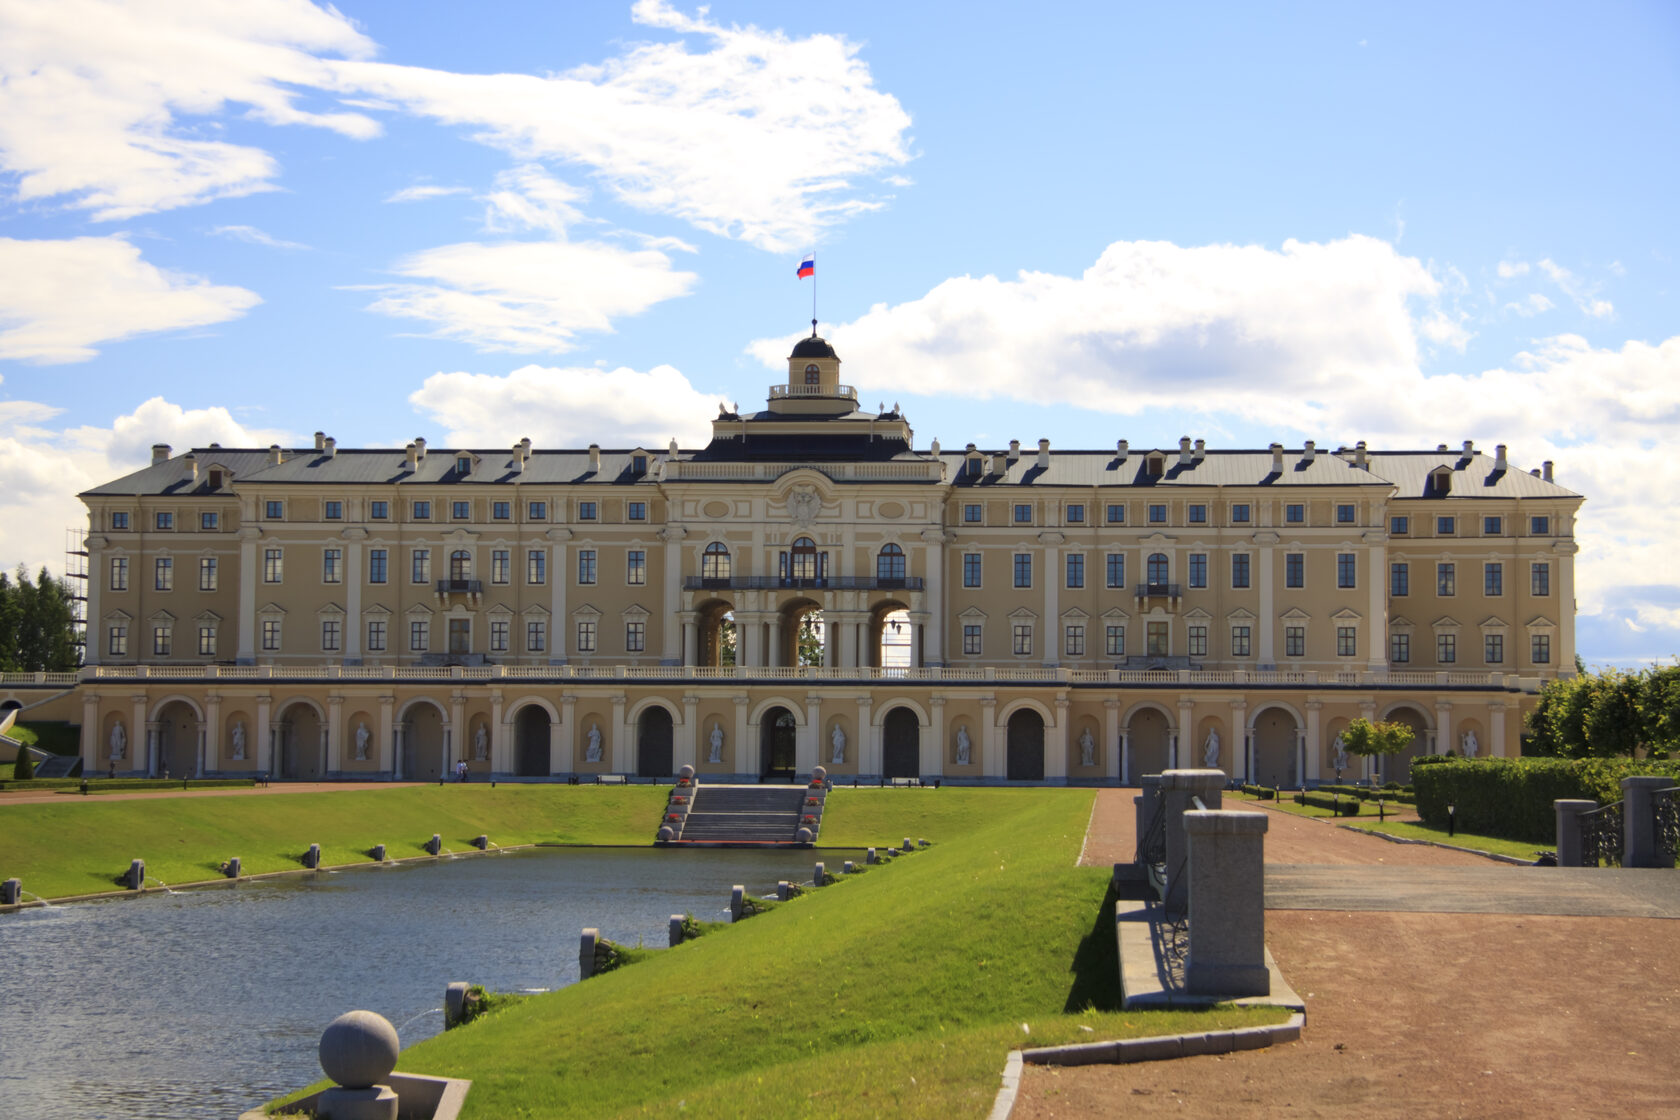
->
[61, 327, 1582, 787]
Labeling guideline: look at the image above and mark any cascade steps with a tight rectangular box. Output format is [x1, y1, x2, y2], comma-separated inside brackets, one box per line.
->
[658, 783, 826, 847]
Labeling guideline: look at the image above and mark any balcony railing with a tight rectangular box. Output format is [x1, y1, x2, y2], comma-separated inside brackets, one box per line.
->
[436, 579, 483, 594]
[1135, 582, 1182, 599]
[768, 383, 858, 400]
[683, 575, 925, 592]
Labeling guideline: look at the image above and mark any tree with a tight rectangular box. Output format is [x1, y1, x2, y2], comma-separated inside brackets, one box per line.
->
[1340, 718, 1415, 763]
[12, 744, 34, 780]
[0, 567, 80, 672]
[796, 613, 824, 666]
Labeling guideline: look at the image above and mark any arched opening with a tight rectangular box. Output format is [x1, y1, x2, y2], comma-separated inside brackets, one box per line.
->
[155, 700, 201, 779]
[882, 706, 920, 780]
[449, 550, 471, 581]
[637, 706, 675, 778]
[514, 705, 551, 777]
[405, 702, 447, 782]
[1383, 706, 1431, 784]
[1003, 708, 1044, 781]
[876, 543, 906, 583]
[1147, 553, 1169, 587]
[777, 598, 825, 667]
[701, 541, 732, 581]
[869, 601, 912, 670]
[275, 702, 321, 781]
[785, 536, 821, 582]
[1127, 708, 1172, 783]
[1252, 707, 1300, 789]
[760, 707, 796, 781]
[696, 598, 736, 667]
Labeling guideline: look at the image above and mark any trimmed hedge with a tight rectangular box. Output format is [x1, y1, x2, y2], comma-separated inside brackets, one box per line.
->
[1296, 791, 1362, 816]
[1241, 784, 1276, 800]
[1318, 784, 1416, 805]
[0, 777, 258, 793]
[1411, 757, 1680, 843]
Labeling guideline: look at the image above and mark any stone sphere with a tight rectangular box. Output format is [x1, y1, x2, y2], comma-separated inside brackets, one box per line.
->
[796, 827, 813, 843]
[678, 764, 696, 780]
[811, 766, 827, 782]
[657, 825, 675, 841]
[319, 1010, 400, 1089]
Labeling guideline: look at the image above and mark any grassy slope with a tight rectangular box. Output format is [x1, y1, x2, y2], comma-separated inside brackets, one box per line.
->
[395, 789, 1286, 1119]
[0, 785, 665, 897]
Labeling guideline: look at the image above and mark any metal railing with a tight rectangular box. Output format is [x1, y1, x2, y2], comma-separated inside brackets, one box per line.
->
[435, 579, 482, 594]
[682, 575, 925, 592]
[768, 383, 858, 400]
[1580, 800, 1623, 867]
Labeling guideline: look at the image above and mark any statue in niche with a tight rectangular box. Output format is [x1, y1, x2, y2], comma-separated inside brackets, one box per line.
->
[788, 488, 820, 528]
[830, 724, 846, 765]
[230, 720, 247, 761]
[473, 723, 488, 761]
[1332, 732, 1349, 773]
[353, 721, 369, 761]
[954, 724, 971, 766]
[708, 720, 725, 764]
[1079, 727, 1096, 767]
[1204, 728, 1221, 768]
[109, 720, 126, 761]
[1461, 729, 1478, 758]
[585, 723, 603, 763]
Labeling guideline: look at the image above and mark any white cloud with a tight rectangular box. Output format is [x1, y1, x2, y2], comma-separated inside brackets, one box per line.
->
[1538, 258, 1614, 319]
[211, 224, 311, 250]
[409, 362, 720, 447]
[0, 236, 260, 363]
[0, 0, 379, 219]
[1503, 292, 1554, 317]
[1497, 260, 1529, 278]
[384, 184, 471, 203]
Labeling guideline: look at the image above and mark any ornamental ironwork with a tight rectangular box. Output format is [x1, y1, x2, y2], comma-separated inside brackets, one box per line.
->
[1579, 800, 1623, 868]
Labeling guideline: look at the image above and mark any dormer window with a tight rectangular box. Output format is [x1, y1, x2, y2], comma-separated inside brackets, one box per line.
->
[804, 364, 820, 385]
[208, 469, 223, 490]
[457, 456, 471, 474]
[1147, 454, 1165, 478]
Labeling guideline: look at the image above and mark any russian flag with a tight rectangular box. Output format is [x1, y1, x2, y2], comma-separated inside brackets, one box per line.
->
[797, 255, 814, 279]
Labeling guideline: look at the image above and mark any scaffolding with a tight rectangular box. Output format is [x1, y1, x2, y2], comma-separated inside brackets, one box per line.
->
[64, 526, 88, 657]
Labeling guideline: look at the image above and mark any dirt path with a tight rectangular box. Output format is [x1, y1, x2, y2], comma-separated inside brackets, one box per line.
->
[0, 781, 432, 807]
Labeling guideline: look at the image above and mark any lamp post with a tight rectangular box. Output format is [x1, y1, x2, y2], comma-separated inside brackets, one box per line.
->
[1447, 802, 1457, 837]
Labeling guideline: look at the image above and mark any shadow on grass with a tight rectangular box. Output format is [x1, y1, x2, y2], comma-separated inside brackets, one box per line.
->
[1063, 877, 1124, 1013]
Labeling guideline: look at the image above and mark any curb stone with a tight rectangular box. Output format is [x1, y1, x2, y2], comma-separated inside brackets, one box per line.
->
[1336, 824, 1535, 865]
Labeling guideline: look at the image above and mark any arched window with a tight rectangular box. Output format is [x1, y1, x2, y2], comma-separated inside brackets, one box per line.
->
[701, 542, 731, 580]
[1147, 552, 1169, 586]
[804, 363, 820, 386]
[876, 542, 906, 582]
[790, 536, 819, 580]
[450, 550, 472, 581]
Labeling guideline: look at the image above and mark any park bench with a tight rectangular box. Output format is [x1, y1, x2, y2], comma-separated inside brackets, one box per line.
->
[595, 774, 627, 785]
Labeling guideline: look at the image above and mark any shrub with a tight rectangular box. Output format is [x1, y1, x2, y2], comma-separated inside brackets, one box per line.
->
[13, 748, 34, 781]
[1297, 791, 1362, 815]
[1411, 757, 1680, 843]
[1240, 783, 1276, 800]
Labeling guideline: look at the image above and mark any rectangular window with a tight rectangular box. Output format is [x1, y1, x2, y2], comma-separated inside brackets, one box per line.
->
[1391, 515, 1409, 535]
[527, 550, 546, 585]
[963, 553, 982, 588]
[493, 501, 510, 520]
[1485, 634, 1504, 663]
[263, 548, 283, 583]
[1106, 504, 1125, 524]
[1014, 503, 1033, 524]
[1012, 624, 1033, 656]
[1337, 552, 1357, 589]
[369, 550, 387, 584]
[1146, 621, 1169, 656]
[577, 550, 597, 585]
[1065, 625, 1085, 656]
[491, 550, 510, 584]
[1484, 562, 1503, 596]
[1013, 553, 1032, 588]
[410, 620, 428, 651]
[528, 501, 547, 521]
[1188, 504, 1207, 524]
[1531, 634, 1551, 664]
[265, 501, 283, 520]
[1231, 626, 1251, 657]
[1437, 563, 1456, 596]
[626, 621, 645, 652]
[367, 620, 386, 652]
[452, 501, 470, 520]
[963, 503, 982, 524]
[1148, 503, 1167, 524]
[412, 501, 431, 520]
[1285, 553, 1304, 588]
[490, 620, 509, 652]
[628, 501, 647, 521]
[1390, 633, 1410, 663]
[1285, 626, 1305, 657]
[411, 550, 430, 584]
[1231, 553, 1251, 589]
[1065, 553, 1084, 589]
[1337, 626, 1357, 656]
[1437, 515, 1455, 535]
[1065, 504, 1084, 524]
[200, 512, 219, 531]
[1437, 633, 1457, 663]
[262, 618, 281, 652]
[322, 619, 341, 652]
[108, 626, 128, 657]
[1286, 504, 1304, 524]
[198, 627, 215, 656]
[198, 557, 217, 591]
[324, 501, 343, 521]
[1483, 515, 1502, 535]
[322, 548, 342, 583]
[110, 557, 128, 591]
[576, 620, 596, 653]
[1530, 515, 1551, 536]
[963, 624, 982, 655]
[370, 501, 388, 520]
[153, 627, 171, 656]
[627, 550, 646, 586]
[1105, 553, 1125, 589]
[1106, 625, 1125, 656]
[578, 501, 597, 521]
[1337, 504, 1356, 524]
[155, 511, 174, 531]
[527, 620, 547, 653]
[1531, 562, 1551, 596]
[1188, 553, 1207, 588]
[1391, 562, 1409, 596]
[1188, 625, 1207, 657]
[1231, 503, 1250, 524]
[111, 511, 130, 530]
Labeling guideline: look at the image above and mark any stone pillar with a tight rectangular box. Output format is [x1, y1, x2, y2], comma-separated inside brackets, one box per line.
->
[1489, 702, 1508, 758]
[81, 693, 100, 773]
[253, 694, 272, 775]
[925, 696, 946, 780]
[738, 611, 759, 668]
[548, 530, 570, 664]
[1046, 696, 1069, 781]
[1135, 773, 1163, 855]
[856, 696, 875, 775]
[1183, 809, 1270, 997]
[1118, 728, 1131, 786]
[610, 693, 628, 773]
[660, 526, 686, 664]
[560, 694, 577, 774]
[344, 538, 363, 661]
[1042, 540, 1060, 667]
[1554, 799, 1597, 867]
[236, 527, 259, 664]
[733, 693, 750, 775]
[392, 723, 406, 781]
[1160, 768, 1225, 915]
[799, 693, 821, 776]
[489, 690, 506, 774]
[1303, 701, 1322, 787]
[449, 692, 466, 772]
[204, 693, 222, 773]
[326, 696, 344, 777]
[1230, 702, 1248, 783]
[1104, 699, 1121, 785]
[377, 694, 394, 775]
[980, 696, 1000, 780]
[145, 722, 161, 778]
[678, 694, 700, 771]
[1622, 776, 1676, 868]
[682, 619, 698, 667]
[767, 617, 783, 668]
[131, 694, 149, 774]
[1435, 701, 1453, 758]
[1256, 535, 1276, 669]
[921, 529, 947, 666]
[1366, 539, 1388, 671]
[1176, 699, 1194, 769]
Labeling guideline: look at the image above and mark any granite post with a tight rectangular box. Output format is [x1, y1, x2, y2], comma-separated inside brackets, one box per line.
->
[1622, 776, 1676, 868]
[1183, 808, 1270, 997]
[1553, 799, 1598, 867]
[1160, 769, 1225, 914]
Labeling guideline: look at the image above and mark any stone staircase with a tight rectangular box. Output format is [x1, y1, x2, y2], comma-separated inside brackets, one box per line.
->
[659, 782, 826, 847]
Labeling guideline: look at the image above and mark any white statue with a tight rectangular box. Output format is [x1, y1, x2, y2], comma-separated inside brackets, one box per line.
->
[1462, 729, 1478, 758]
[1332, 732, 1348, 772]
[1079, 728, 1096, 767]
[1203, 728, 1221, 768]
[708, 720, 725, 764]
[109, 720, 126, 760]
[473, 723, 488, 761]
[585, 722, 603, 763]
[830, 724, 846, 765]
[353, 721, 369, 761]
[954, 724, 971, 766]
[230, 720, 247, 761]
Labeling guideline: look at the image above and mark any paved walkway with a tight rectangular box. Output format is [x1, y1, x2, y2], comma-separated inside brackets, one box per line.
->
[0, 781, 432, 807]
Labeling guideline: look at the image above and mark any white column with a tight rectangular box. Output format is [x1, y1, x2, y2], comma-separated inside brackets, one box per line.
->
[1557, 542, 1579, 670]
[204, 693, 222, 773]
[1366, 539, 1387, 671]
[1256, 536, 1276, 669]
[325, 696, 342, 776]
[925, 696, 946, 780]
[377, 694, 394, 775]
[1303, 701, 1322, 786]
[1042, 541, 1060, 667]
[548, 531, 570, 663]
[738, 612, 759, 668]
[237, 529, 259, 663]
[857, 697, 876, 776]
[660, 527, 686, 664]
[767, 618, 783, 668]
[1435, 701, 1453, 757]
[1104, 699, 1121, 784]
[610, 692, 628, 773]
[1230, 704, 1248, 782]
[678, 694, 699, 771]
[1119, 729, 1132, 785]
[682, 620, 698, 667]
[980, 697, 1000, 779]
[344, 539, 363, 660]
[733, 694, 751, 775]
[560, 695, 577, 775]
[921, 530, 946, 666]
[489, 690, 506, 773]
[1177, 699, 1194, 768]
[1047, 697, 1069, 780]
[1490, 702, 1508, 758]
[81, 693, 100, 772]
[254, 694, 272, 775]
[132, 694, 150, 774]
[799, 693, 821, 775]
[392, 722, 406, 781]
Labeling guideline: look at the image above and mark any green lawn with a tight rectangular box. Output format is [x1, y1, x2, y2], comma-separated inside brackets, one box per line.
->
[1343, 819, 1550, 861]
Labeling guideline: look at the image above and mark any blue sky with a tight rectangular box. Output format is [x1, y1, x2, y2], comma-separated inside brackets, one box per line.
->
[0, 0, 1675, 665]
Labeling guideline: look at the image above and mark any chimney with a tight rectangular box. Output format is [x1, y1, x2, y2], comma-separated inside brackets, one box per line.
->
[1008, 439, 1020, 461]
[991, 453, 1007, 475]
[1193, 438, 1206, 461]
[183, 453, 198, 481]
[1355, 440, 1368, 468]
[404, 442, 418, 471]
[1437, 443, 1449, 453]
[1270, 442, 1284, 471]
[1531, 468, 1541, 478]
[413, 437, 427, 461]
[1117, 439, 1129, 458]
[268, 444, 283, 466]
[1462, 439, 1474, 458]
[323, 437, 336, 459]
[1543, 460, 1554, 483]
[151, 443, 171, 465]
[1495, 444, 1508, 471]
[314, 431, 325, 452]
[521, 437, 532, 457]
[1178, 436, 1192, 465]
[512, 442, 526, 473]
[1302, 440, 1316, 462]
[1036, 438, 1050, 471]
[588, 443, 601, 472]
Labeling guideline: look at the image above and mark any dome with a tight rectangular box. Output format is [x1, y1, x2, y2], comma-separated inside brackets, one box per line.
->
[790, 333, 839, 360]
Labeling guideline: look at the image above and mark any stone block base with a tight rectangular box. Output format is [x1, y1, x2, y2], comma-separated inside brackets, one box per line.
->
[316, 1085, 398, 1120]
[1186, 961, 1270, 998]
